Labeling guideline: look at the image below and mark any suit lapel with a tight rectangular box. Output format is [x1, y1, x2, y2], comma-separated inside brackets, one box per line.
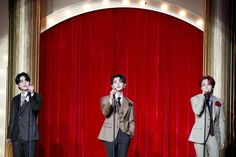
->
[15, 94, 21, 114]
[121, 97, 129, 116]
[211, 96, 218, 120]
[20, 101, 28, 113]
[19, 94, 29, 113]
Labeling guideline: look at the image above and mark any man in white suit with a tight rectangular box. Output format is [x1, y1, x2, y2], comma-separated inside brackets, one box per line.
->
[189, 76, 225, 157]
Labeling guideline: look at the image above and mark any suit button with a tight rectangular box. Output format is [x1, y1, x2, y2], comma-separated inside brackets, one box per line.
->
[19, 116, 21, 119]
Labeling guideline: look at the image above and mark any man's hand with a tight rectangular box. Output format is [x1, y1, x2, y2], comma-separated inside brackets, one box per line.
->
[109, 89, 116, 100]
[220, 144, 225, 150]
[6, 139, 12, 144]
[28, 84, 34, 93]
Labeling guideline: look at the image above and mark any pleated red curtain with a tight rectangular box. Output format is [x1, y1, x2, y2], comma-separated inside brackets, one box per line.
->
[38, 8, 203, 157]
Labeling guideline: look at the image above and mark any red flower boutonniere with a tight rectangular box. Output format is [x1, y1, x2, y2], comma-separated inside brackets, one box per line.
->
[215, 101, 221, 107]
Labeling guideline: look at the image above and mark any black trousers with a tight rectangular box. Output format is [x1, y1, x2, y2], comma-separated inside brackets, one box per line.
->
[104, 129, 131, 157]
[12, 139, 36, 157]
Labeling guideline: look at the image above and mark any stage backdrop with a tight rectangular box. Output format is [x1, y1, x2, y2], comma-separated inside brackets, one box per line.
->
[38, 8, 203, 157]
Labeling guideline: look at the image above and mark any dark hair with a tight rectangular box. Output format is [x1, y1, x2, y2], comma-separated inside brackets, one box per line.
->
[15, 72, 31, 84]
[199, 75, 215, 88]
[111, 74, 126, 85]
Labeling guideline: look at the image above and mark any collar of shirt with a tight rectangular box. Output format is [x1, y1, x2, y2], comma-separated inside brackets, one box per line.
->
[21, 92, 29, 102]
[115, 94, 123, 104]
[21, 92, 28, 97]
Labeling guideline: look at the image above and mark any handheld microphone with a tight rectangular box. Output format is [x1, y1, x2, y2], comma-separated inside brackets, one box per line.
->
[112, 87, 117, 99]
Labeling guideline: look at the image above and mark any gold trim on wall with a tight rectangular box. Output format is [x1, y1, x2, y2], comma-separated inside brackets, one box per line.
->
[203, 0, 235, 145]
[6, 0, 41, 156]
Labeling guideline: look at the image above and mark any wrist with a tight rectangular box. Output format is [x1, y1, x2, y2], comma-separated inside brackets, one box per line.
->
[109, 98, 113, 105]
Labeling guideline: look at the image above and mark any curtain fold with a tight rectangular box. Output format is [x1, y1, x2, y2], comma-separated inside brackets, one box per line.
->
[38, 8, 203, 157]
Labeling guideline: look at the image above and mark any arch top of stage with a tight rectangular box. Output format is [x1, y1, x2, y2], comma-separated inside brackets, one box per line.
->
[38, 7, 203, 157]
[41, 0, 204, 32]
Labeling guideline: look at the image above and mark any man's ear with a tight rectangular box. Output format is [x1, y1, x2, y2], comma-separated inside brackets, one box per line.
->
[124, 84, 126, 88]
[111, 84, 114, 89]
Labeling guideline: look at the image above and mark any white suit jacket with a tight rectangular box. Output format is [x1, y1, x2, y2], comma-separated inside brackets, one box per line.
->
[189, 94, 225, 146]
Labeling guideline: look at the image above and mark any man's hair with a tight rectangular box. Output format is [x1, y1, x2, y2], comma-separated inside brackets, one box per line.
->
[111, 74, 126, 85]
[199, 75, 215, 88]
[15, 72, 31, 85]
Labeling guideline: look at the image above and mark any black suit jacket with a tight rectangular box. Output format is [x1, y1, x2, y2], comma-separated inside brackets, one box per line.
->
[7, 92, 42, 142]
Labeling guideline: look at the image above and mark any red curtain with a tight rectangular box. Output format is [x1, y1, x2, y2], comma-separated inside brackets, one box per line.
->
[38, 8, 203, 157]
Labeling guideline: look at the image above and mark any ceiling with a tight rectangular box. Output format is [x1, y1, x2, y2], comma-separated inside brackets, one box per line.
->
[41, 0, 204, 18]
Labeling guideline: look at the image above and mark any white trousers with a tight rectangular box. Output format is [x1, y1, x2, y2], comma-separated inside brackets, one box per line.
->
[194, 136, 220, 157]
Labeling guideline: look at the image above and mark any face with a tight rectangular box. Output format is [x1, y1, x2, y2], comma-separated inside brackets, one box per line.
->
[18, 76, 30, 91]
[111, 77, 126, 92]
[201, 79, 213, 94]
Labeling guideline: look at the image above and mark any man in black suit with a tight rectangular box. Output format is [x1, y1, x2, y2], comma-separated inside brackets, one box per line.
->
[7, 72, 42, 157]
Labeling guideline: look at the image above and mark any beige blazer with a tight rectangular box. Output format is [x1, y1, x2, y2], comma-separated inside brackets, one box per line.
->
[189, 94, 225, 146]
[98, 96, 135, 142]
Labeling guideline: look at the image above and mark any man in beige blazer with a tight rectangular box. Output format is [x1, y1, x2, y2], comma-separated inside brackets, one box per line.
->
[98, 74, 135, 157]
[189, 76, 225, 157]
